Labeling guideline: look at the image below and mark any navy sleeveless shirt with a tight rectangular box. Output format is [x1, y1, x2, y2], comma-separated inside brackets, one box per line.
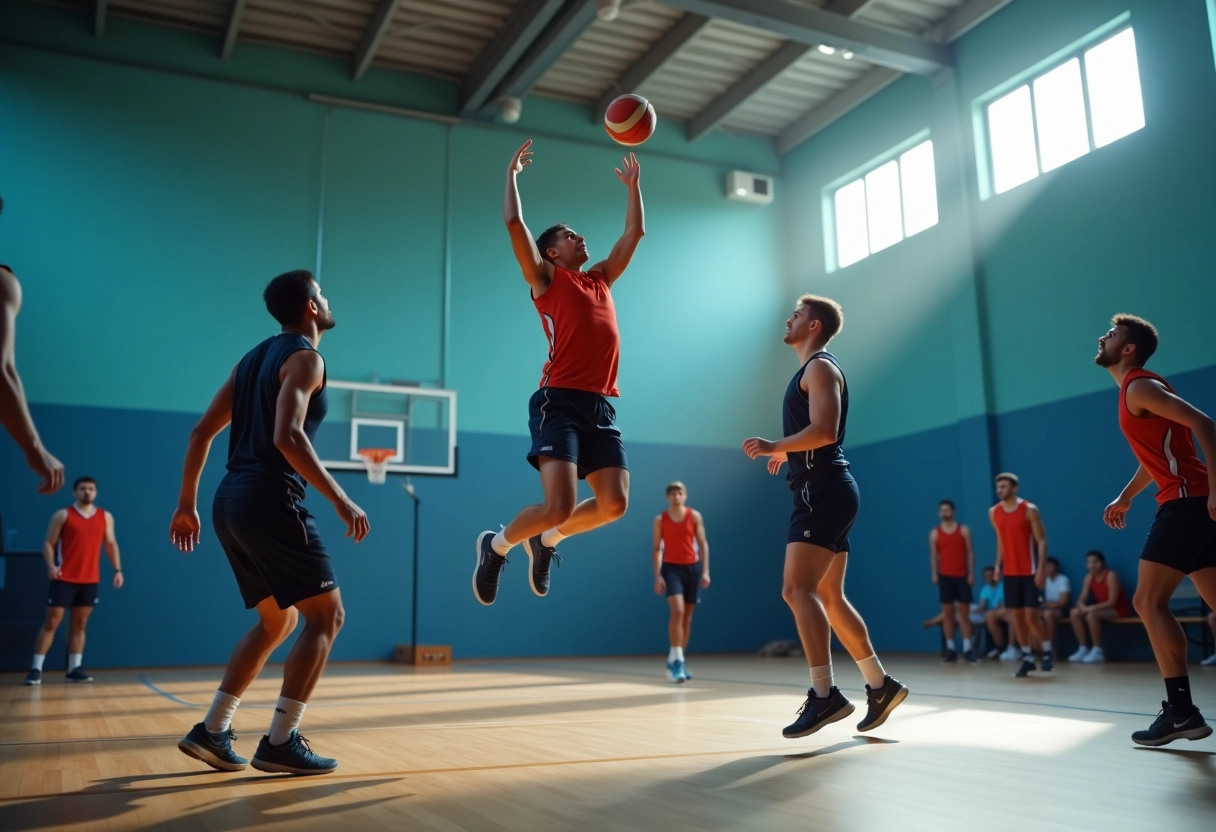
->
[222, 333, 328, 499]
[782, 351, 851, 489]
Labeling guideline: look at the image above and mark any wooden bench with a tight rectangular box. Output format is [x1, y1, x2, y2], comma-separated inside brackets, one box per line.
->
[1060, 614, 1214, 654]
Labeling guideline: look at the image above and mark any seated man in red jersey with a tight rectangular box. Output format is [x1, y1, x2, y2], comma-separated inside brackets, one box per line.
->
[653, 481, 711, 683]
[1067, 550, 1130, 664]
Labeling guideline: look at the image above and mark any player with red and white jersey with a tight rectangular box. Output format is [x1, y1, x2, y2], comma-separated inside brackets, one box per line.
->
[1097, 314, 1216, 747]
[990, 473, 1053, 678]
[473, 140, 645, 606]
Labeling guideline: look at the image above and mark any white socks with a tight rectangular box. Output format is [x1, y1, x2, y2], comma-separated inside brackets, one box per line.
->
[856, 655, 886, 689]
[68, 653, 83, 671]
[31, 654, 46, 671]
[268, 696, 307, 746]
[961, 636, 972, 652]
[490, 529, 514, 556]
[540, 528, 566, 548]
[204, 690, 241, 733]
[668, 646, 684, 663]
[810, 664, 833, 698]
[1041, 639, 1053, 654]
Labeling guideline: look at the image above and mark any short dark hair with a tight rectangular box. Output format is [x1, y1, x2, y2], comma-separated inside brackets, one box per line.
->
[982, 565, 995, 573]
[1086, 549, 1106, 565]
[536, 224, 571, 262]
[73, 476, 96, 489]
[1112, 314, 1158, 366]
[939, 499, 955, 510]
[1046, 556, 1060, 569]
[666, 481, 686, 495]
[263, 270, 318, 326]
[797, 294, 844, 341]
[995, 472, 1019, 487]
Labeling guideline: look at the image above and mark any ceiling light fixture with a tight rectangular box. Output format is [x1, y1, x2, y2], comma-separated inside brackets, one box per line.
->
[817, 44, 836, 55]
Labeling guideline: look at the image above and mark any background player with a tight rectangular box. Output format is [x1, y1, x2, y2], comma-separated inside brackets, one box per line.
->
[929, 499, 976, 663]
[743, 295, 907, 738]
[652, 481, 710, 683]
[24, 476, 123, 685]
[990, 473, 1053, 677]
[474, 140, 644, 605]
[170, 270, 368, 775]
[1096, 314, 1216, 746]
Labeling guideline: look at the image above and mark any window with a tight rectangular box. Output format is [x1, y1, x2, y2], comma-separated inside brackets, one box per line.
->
[830, 138, 938, 270]
[984, 25, 1144, 196]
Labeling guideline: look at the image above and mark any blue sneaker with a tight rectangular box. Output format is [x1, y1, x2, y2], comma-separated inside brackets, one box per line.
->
[65, 667, 94, 683]
[473, 531, 508, 606]
[250, 731, 338, 775]
[24, 669, 41, 686]
[178, 722, 248, 771]
[666, 660, 688, 683]
[683, 664, 694, 680]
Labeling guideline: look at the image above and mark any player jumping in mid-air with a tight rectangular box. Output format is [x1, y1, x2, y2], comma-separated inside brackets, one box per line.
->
[743, 295, 907, 739]
[473, 140, 644, 605]
[1096, 314, 1216, 746]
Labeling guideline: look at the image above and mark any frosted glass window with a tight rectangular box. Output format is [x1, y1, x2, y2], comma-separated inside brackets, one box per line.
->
[1033, 58, 1089, 172]
[1085, 28, 1145, 147]
[988, 86, 1039, 193]
[834, 179, 869, 268]
[864, 161, 903, 253]
[900, 140, 938, 237]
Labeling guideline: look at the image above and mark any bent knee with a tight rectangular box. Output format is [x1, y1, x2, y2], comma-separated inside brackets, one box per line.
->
[543, 500, 576, 527]
[782, 583, 818, 607]
[600, 493, 628, 521]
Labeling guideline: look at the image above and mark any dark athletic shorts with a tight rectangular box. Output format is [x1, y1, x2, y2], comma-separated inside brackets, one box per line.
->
[788, 475, 859, 552]
[47, 580, 98, 608]
[527, 387, 628, 479]
[1003, 575, 1040, 609]
[1140, 496, 1216, 574]
[213, 488, 338, 610]
[661, 562, 702, 604]
[938, 575, 972, 605]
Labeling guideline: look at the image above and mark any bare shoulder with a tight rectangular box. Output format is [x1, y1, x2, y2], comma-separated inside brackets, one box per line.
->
[50, 508, 68, 523]
[0, 266, 20, 308]
[960, 523, 972, 535]
[928, 527, 938, 540]
[281, 348, 325, 381]
[1025, 501, 1040, 514]
[801, 355, 840, 392]
[692, 509, 704, 523]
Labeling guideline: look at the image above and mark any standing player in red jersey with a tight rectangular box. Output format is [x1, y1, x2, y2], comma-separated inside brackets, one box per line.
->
[1096, 314, 1216, 746]
[473, 140, 644, 605]
[652, 481, 711, 683]
[929, 499, 977, 664]
[990, 473, 1053, 678]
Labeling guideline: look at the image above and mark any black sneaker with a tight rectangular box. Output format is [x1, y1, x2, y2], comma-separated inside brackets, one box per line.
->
[522, 534, 561, 597]
[783, 687, 855, 739]
[964, 650, 979, 664]
[473, 531, 507, 606]
[857, 675, 909, 732]
[942, 649, 958, 664]
[1132, 702, 1214, 747]
[66, 667, 94, 683]
[24, 669, 42, 686]
[250, 731, 338, 775]
[1014, 656, 1035, 678]
[1039, 652, 1055, 673]
[178, 722, 248, 771]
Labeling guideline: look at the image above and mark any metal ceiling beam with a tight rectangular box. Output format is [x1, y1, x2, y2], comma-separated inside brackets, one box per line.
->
[592, 12, 709, 122]
[94, 0, 107, 37]
[460, 0, 569, 114]
[659, 0, 952, 75]
[825, 0, 881, 16]
[487, 0, 598, 112]
[927, 0, 1018, 43]
[353, 0, 404, 81]
[220, 0, 248, 59]
[687, 41, 808, 141]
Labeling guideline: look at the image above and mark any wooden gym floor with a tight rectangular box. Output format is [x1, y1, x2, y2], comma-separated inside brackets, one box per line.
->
[2, 655, 1215, 832]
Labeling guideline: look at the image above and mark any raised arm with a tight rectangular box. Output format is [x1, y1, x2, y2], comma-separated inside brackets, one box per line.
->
[694, 510, 711, 588]
[0, 267, 63, 493]
[1127, 377, 1216, 519]
[103, 511, 124, 589]
[503, 140, 553, 293]
[170, 367, 236, 552]
[43, 509, 67, 581]
[1027, 503, 1048, 587]
[590, 153, 644, 285]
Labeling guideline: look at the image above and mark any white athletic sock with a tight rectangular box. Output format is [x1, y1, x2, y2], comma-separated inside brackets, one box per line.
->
[810, 664, 833, 698]
[268, 696, 307, 746]
[1041, 639, 1052, 654]
[674, 646, 685, 662]
[539, 528, 566, 548]
[1021, 645, 1033, 657]
[856, 654, 886, 689]
[961, 636, 972, 652]
[490, 529, 514, 556]
[668, 647, 679, 663]
[68, 653, 82, 671]
[204, 690, 241, 733]
[31, 654, 46, 671]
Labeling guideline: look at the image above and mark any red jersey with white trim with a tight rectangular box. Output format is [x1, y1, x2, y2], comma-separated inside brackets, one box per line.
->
[533, 267, 620, 397]
[661, 508, 699, 565]
[1119, 368, 1209, 506]
[1090, 569, 1131, 616]
[992, 499, 1036, 577]
[936, 524, 967, 577]
[57, 505, 106, 584]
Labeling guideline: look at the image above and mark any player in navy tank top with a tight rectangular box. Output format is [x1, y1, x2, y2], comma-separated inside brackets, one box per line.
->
[743, 295, 907, 739]
[169, 270, 369, 776]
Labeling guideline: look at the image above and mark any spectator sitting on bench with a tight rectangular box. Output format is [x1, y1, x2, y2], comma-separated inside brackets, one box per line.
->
[1204, 612, 1216, 667]
[975, 566, 1012, 658]
[1068, 550, 1130, 664]
[1039, 557, 1071, 657]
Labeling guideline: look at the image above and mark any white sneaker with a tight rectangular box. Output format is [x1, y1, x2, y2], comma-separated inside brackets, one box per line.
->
[1200, 653, 1216, 667]
[1000, 646, 1021, 661]
[1068, 646, 1091, 662]
[1082, 647, 1106, 664]
[986, 648, 1000, 659]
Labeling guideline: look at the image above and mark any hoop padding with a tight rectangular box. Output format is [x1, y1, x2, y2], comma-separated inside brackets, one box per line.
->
[358, 448, 395, 484]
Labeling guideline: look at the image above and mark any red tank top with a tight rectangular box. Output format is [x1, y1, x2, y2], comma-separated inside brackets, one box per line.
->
[992, 499, 1036, 577]
[533, 267, 620, 397]
[1090, 569, 1131, 616]
[1119, 368, 1209, 506]
[57, 505, 106, 584]
[660, 508, 699, 565]
[936, 524, 967, 577]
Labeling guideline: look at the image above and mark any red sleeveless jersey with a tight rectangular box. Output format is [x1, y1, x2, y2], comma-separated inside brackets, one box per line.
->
[936, 524, 967, 577]
[1119, 368, 1209, 506]
[1089, 569, 1131, 616]
[57, 505, 106, 584]
[533, 267, 620, 397]
[661, 508, 699, 565]
[992, 499, 1036, 577]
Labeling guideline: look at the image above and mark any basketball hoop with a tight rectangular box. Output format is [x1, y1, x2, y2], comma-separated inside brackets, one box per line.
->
[357, 448, 395, 484]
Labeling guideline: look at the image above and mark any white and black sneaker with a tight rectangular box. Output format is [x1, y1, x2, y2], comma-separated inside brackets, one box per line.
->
[942, 649, 958, 664]
[66, 667, 94, 683]
[473, 531, 507, 606]
[178, 722, 248, 771]
[783, 687, 855, 738]
[1014, 656, 1036, 678]
[522, 534, 561, 597]
[857, 675, 909, 732]
[250, 731, 338, 775]
[1132, 702, 1213, 747]
[24, 669, 42, 686]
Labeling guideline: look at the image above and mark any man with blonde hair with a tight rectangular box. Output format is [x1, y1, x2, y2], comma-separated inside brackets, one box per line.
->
[653, 481, 710, 683]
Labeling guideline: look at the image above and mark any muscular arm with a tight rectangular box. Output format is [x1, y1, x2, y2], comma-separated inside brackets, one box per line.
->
[773, 359, 842, 454]
[503, 140, 553, 294]
[1105, 464, 1155, 529]
[652, 515, 663, 577]
[989, 507, 1003, 579]
[928, 529, 939, 582]
[694, 510, 710, 582]
[104, 511, 124, 588]
[962, 525, 976, 584]
[169, 368, 235, 551]
[590, 154, 644, 285]
[43, 510, 67, 579]
[1027, 504, 1048, 586]
[1128, 377, 1216, 517]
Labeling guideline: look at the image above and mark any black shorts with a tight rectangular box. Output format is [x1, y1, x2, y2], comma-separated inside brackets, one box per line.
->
[787, 476, 858, 552]
[661, 562, 702, 604]
[1003, 575, 1040, 609]
[527, 387, 627, 479]
[938, 575, 972, 605]
[47, 580, 98, 608]
[1140, 496, 1216, 574]
[213, 489, 338, 610]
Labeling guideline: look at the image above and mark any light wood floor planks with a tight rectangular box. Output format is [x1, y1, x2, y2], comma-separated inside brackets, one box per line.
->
[2, 655, 1215, 831]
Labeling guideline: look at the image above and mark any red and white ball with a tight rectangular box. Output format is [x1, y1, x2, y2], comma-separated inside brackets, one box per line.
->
[603, 94, 656, 146]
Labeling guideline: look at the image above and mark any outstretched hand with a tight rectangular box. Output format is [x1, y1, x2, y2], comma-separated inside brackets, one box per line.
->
[509, 140, 533, 175]
[170, 506, 201, 553]
[742, 437, 777, 460]
[615, 152, 640, 187]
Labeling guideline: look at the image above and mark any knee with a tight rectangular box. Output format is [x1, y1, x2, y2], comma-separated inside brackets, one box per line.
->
[782, 582, 816, 609]
[599, 491, 628, 521]
[44, 612, 63, 631]
[267, 609, 299, 642]
[1132, 590, 1159, 617]
[305, 602, 344, 638]
[543, 497, 576, 527]
[69, 618, 87, 634]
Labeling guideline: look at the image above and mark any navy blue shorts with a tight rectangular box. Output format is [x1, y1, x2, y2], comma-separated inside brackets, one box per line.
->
[527, 387, 627, 479]
[1140, 496, 1216, 574]
[1003, 575, 1040, 609]
[47, 580, 98, 608]
[661, 562, 702, 604]
[213, 487, 338, 610]
[938, 575, 972, 605]
[788, 476, 858, 551]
